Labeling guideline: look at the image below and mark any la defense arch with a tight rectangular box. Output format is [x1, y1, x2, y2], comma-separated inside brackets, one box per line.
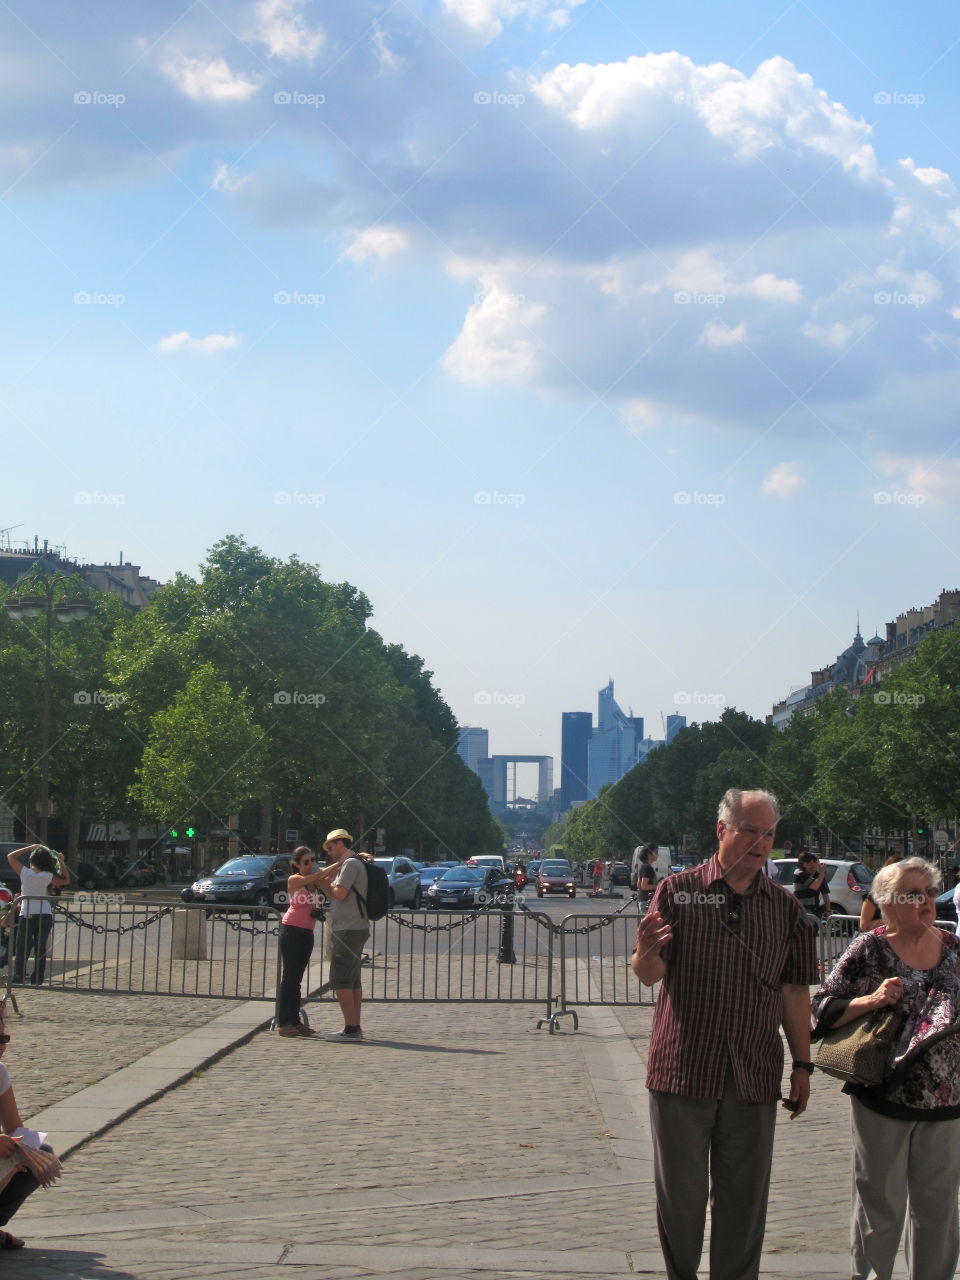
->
[484, 756, 553, 808]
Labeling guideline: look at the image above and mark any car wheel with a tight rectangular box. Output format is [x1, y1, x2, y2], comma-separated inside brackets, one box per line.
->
[412, 886, 422, 910]
[81, 876, 97, 891]
[387, 888, 396, 910]
[537, 888, 544, 898]
[255, 891, 271, 912]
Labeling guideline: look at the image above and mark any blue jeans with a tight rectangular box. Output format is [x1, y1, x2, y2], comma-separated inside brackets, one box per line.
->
[0, 1143, 53, 1227]
[13, 915, 53, 985]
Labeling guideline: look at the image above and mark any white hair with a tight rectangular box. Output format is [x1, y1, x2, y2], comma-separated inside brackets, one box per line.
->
[717, 788, 780, 826]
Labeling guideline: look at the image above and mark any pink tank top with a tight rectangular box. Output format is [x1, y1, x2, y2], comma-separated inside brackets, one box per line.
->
[282, 885, 320, 929]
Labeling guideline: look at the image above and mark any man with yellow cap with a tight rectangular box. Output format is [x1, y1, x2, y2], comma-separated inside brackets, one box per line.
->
[315, 830, 370, 1042]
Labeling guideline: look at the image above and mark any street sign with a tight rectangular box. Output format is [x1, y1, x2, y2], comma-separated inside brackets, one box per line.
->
[782, 839, 793, 852]
[934, 829, 949, 847]
[285, 828, 299, 844]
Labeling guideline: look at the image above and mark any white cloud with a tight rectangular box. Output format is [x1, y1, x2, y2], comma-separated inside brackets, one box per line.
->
[900, 157, 954, 195]
[157, 331, 241, 354]
[701, 319, 746, 347]
[762, 461, 807, 498]
[249, 0, 324, 61]
[802, 320, 857, 348]
[874, 453, 960, 503]
[162, 54, 261, 102]
[442, 0, 586, 42]
[344, 226, 411, 263]
[371, 27, 401, 72]
[210, 163, 252, 194]
[745, 273, 803, 303]
[443, 286, 546, 385]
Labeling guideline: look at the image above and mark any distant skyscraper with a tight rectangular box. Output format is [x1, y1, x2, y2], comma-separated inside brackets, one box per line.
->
[587, 681, 642, 797]
[457, 726, 489, 775]
[560, 712, 592, 811]
[665, 714, 686, 744]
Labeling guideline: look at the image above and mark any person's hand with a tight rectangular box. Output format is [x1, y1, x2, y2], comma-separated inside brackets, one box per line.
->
[785, 1068, 811, 1117]
[871, 977, 903, 1008]
[634, 909, 671, 963]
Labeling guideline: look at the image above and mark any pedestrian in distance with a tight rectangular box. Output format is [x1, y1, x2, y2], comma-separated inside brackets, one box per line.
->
[859, 853, 902, 932]
[276, 846, 327, 1038]
[315, 829, 373, 1043]
[793, 850, 832, 920]
[6, 846, 70, 986]
[635, 844, 658, 913]
[631, 787, 818, 1280]
[812, 857, 960, 1280]
[591, 858, 603, 895]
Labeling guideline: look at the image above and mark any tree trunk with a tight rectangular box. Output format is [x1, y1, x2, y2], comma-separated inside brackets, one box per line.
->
[68, 777, 82, 858]
[259, 791, 272, 854]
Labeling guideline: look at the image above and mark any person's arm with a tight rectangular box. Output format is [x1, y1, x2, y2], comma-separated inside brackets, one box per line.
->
[858, 897, 879, 931]
[631, 909, 671, 985]
[316, 860, 353, 902]
[5, 845, 36, 874]
[780, 983, 813, 1117]
[52, 860, 70, 888]
[826, 978, 901, 1029]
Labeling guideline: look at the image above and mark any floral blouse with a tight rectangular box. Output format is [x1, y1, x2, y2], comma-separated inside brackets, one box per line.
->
[812, 927, 960, 1119]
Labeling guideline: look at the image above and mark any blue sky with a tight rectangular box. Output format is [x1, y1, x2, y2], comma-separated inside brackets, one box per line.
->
[3, 0, 960, 770]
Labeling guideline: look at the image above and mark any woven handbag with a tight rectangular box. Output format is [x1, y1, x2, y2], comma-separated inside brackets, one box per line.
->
[815, 1006, 903, 1086]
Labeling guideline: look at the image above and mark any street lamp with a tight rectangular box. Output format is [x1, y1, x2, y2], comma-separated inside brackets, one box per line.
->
[5, 574, 92, 843]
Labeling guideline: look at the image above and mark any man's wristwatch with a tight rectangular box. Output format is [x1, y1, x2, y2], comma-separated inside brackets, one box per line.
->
[792, 1060, 815, 1074]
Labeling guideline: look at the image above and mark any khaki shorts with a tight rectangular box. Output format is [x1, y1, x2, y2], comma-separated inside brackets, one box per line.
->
[329, 928, 368, 990]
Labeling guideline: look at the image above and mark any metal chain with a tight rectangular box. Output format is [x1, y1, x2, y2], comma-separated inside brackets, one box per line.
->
[388, 910, 485, 933]
[53, 903, 175, 935]
[206, 913, 280, 936]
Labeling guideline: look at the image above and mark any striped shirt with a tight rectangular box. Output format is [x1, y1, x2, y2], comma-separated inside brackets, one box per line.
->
[642, 855, 818, 1103]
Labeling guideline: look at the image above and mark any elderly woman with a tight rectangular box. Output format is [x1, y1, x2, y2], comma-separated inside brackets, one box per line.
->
[812, 857, 960, 1280]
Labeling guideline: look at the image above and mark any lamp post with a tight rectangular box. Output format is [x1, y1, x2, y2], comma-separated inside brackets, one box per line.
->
[4, 574, 92, 844]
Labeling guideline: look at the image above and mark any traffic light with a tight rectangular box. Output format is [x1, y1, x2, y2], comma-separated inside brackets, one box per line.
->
[168, 827, 198, 840]
[916, 817, 928, 837]
[185, 827, 197, 839]
[168, 829, 178, 840]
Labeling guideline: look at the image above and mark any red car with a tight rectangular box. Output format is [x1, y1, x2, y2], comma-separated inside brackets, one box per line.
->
[535, 861, 577, 898]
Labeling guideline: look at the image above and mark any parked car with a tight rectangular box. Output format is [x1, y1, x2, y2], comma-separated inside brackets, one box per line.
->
[610, 862, 631, 887]
[373, 856, 422, 908]
[936, 888, 958, 923]
[465, 855, 506, 871]
[0, 843, 24, 894]
[536, 861, 577, 898]
[426, 865, 516, 909]
[415, 862, 456, 891]
[118, 859, 160, 887]
[180, 854, 293, 911]
[75, 861, 114, 891]
[772, 858, 873, 916]
[525, 860, 542, 881]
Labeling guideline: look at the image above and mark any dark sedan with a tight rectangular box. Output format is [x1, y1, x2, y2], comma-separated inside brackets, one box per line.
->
[181, 854, 293, 911]
[936, 887, 958, 923]
[425, 865, 516, 909]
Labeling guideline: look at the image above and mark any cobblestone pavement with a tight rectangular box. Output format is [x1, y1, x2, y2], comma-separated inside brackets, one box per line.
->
[0, 993, 912, 1278]
[3, 988, 239, 1118]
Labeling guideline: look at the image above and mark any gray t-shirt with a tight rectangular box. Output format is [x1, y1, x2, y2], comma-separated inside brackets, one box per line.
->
[330, 857, 369, 932]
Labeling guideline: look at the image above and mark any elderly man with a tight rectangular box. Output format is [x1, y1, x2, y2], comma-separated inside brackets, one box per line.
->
[631, 788, 818, 1280]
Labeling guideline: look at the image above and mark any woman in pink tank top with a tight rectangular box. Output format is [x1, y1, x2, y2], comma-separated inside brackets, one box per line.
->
[276, 847, 326, 1037]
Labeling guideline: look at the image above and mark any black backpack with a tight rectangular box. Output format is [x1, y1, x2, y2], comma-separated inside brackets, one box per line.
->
[349, 856, 390, 920]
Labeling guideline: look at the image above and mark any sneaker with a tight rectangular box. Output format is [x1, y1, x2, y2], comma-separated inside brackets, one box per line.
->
[277, 1026, 301, 1037]
[325, 1028, 364, 1042]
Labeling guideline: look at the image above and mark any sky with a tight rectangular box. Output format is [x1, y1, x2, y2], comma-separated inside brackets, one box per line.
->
[3, 0, 960, 769]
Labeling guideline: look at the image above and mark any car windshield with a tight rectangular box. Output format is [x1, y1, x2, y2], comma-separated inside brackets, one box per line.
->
[849, 863, 873, 887]
[214, 858, 271, 877]
[541, 864, 570, 875]
[440, 867, 483, 882]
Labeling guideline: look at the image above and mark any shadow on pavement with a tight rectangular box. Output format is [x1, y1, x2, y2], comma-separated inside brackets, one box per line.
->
[295, 1037, 504, 1055]
[2, 1248, 139, 1279]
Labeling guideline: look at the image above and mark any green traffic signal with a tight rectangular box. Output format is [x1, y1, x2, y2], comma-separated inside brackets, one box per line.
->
[185, 827, 196, 839]
[169, 829, 178, 839]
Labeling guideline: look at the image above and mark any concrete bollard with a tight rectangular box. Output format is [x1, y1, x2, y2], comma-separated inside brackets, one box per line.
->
[171, 908, 207, 960]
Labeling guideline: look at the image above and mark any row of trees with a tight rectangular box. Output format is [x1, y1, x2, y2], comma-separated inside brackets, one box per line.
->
[0, 537, 503, 859]
[551, 625, 960, 864]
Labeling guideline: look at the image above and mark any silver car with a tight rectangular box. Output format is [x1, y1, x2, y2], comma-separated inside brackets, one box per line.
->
[373, 857, 423, 909]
